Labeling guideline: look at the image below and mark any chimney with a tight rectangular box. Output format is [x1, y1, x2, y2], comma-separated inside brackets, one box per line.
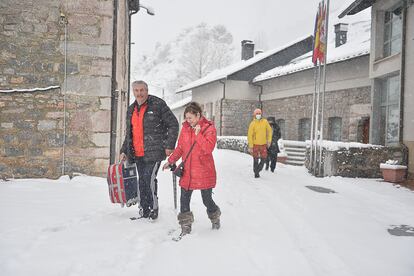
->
[334, 23, 349, 47]
[241, 40, 254, 60]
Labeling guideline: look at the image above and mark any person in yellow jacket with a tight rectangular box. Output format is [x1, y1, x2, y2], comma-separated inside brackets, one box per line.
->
[247, 108, 272, 178]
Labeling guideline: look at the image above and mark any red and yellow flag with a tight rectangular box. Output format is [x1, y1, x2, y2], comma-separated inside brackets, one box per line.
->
[312, 1, 327, 65]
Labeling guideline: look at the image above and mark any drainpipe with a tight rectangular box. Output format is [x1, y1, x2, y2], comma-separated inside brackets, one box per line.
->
[251, 82, 263, 110]
[400, 3, 408, 169]
[109, 0, 119, 164]
[219, 79, 226, 136]
[399, 3, 407, 145]
[59, 11, 68, 175]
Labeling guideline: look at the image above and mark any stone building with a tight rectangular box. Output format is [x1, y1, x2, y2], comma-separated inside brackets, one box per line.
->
[0, 0, 134, 178]
[176, 36, 314, 136]
[339, 0, 414, 178]
[253, 9, 372, 143]
[175, 8, 372, 143]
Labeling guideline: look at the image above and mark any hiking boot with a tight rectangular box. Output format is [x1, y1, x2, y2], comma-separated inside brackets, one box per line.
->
[207, 207, 221, 230]
[177, 211, 194, 236]
[139, 207, 151, 218]
[149, 208, 158, 220]
[212, 221, 220, 230]
[254, 173, 260, 178]
[180, 224, 192, 236]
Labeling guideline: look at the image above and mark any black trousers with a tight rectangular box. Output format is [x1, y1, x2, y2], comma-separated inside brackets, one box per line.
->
[253, 158, 265, 174]
[134, 158, 160, 212]
[265, 152, 278, 171]
[180, 188, 218, 214]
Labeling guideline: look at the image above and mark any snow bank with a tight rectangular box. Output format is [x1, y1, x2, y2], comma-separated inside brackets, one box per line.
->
[1, 150, 414, 276]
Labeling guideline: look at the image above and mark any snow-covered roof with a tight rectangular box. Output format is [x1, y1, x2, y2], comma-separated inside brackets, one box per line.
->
[175, 35, 312, 93]
[253, 5, 371, 83]
[338, 0, 373, 18]
[170, 96, 192, 110]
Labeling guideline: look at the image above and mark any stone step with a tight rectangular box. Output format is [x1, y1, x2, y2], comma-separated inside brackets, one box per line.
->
[287, 155, 306, 161]
[285, 151, 306, 157]
[286, 160, 305, 166]
[284, 147, 307, 152]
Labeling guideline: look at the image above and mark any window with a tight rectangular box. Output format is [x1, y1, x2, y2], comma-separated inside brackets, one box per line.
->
[328, 117, 342, 141]
[276, 119, 285, 138]
[357, 117, 370, 144]
[383, 7, 402, 57]
[298, 118, 311, 141]
[379, 75, 400, 145]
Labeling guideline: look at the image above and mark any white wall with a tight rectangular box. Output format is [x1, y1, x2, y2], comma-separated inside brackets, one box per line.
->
[225, 80, 259, 100]
[192, 81, 223, 104]
[260, 55, 370, 100]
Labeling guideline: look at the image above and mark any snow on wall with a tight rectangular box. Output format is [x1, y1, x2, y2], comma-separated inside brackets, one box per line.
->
[0, 85, 60, 93]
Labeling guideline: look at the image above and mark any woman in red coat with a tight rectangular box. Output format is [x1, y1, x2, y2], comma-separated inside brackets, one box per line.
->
[163, 102, 221, 237]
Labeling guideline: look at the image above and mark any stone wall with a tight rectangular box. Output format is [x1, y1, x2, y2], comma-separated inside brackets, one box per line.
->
[214, 87, 371, 140]
[0, 0, 117, 178]
[0, 88, 63, 177]
[0, 89, 112, 178]
[305, 145, 408, 178]
[220, 99, 258, 136]
[263, 87, 371, 141]
[0, 1, 64, 88]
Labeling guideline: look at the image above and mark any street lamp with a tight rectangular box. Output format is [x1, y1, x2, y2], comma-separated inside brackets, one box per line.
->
[128, 0, 155, 16]
[128, 0, 155, 103]
[139, 4, 155, 15]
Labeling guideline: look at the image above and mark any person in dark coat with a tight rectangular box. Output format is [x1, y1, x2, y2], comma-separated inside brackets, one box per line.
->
[163, 102, 221, 238]
[265, 116, 281, 173]
[120, 80, 179, 220]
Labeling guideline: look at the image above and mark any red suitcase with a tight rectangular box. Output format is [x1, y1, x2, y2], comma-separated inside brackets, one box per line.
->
[107, 162, 139, 207]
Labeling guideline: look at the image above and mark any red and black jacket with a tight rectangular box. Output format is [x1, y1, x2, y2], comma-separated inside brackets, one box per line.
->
[121, 95, 179, 162]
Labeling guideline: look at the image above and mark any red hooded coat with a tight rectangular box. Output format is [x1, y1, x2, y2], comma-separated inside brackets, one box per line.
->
[168, 117, 217, 190]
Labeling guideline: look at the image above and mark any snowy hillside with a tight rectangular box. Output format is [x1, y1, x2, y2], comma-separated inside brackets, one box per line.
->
[131, 23, 237, 104]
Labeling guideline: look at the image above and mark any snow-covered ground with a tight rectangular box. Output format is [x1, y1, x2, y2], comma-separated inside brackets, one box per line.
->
[1, 149, 414, 276]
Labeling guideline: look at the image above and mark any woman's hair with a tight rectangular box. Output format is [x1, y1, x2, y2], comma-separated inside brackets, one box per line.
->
[184, 102, 203, 117]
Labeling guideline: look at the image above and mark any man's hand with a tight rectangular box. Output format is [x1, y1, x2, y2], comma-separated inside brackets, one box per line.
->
[165, 149, 173, 156]
[267, 142, 271, 148]
[119, 153, 126, 162]
[248, 147, 253, 154]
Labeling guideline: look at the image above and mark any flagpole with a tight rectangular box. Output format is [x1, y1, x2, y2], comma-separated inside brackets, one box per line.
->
[313, 62, 322, 173]
[310, 66, 318, 173]
[318, 0, 330, 176]
[311, 2, 322, 175]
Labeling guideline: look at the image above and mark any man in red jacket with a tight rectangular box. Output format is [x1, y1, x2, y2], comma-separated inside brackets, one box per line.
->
[120, 80, 179, 220]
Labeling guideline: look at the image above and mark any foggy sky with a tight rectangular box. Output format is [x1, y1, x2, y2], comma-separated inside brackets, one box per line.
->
[131, 0, 353, 62]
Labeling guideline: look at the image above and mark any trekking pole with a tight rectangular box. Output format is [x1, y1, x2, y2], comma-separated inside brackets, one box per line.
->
[170, 164, 178, 210]
[172, 173, 177, 210]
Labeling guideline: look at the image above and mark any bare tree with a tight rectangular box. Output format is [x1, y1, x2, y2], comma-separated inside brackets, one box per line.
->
[177, 23, 235, 83]
[132, 23, 236, 104]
